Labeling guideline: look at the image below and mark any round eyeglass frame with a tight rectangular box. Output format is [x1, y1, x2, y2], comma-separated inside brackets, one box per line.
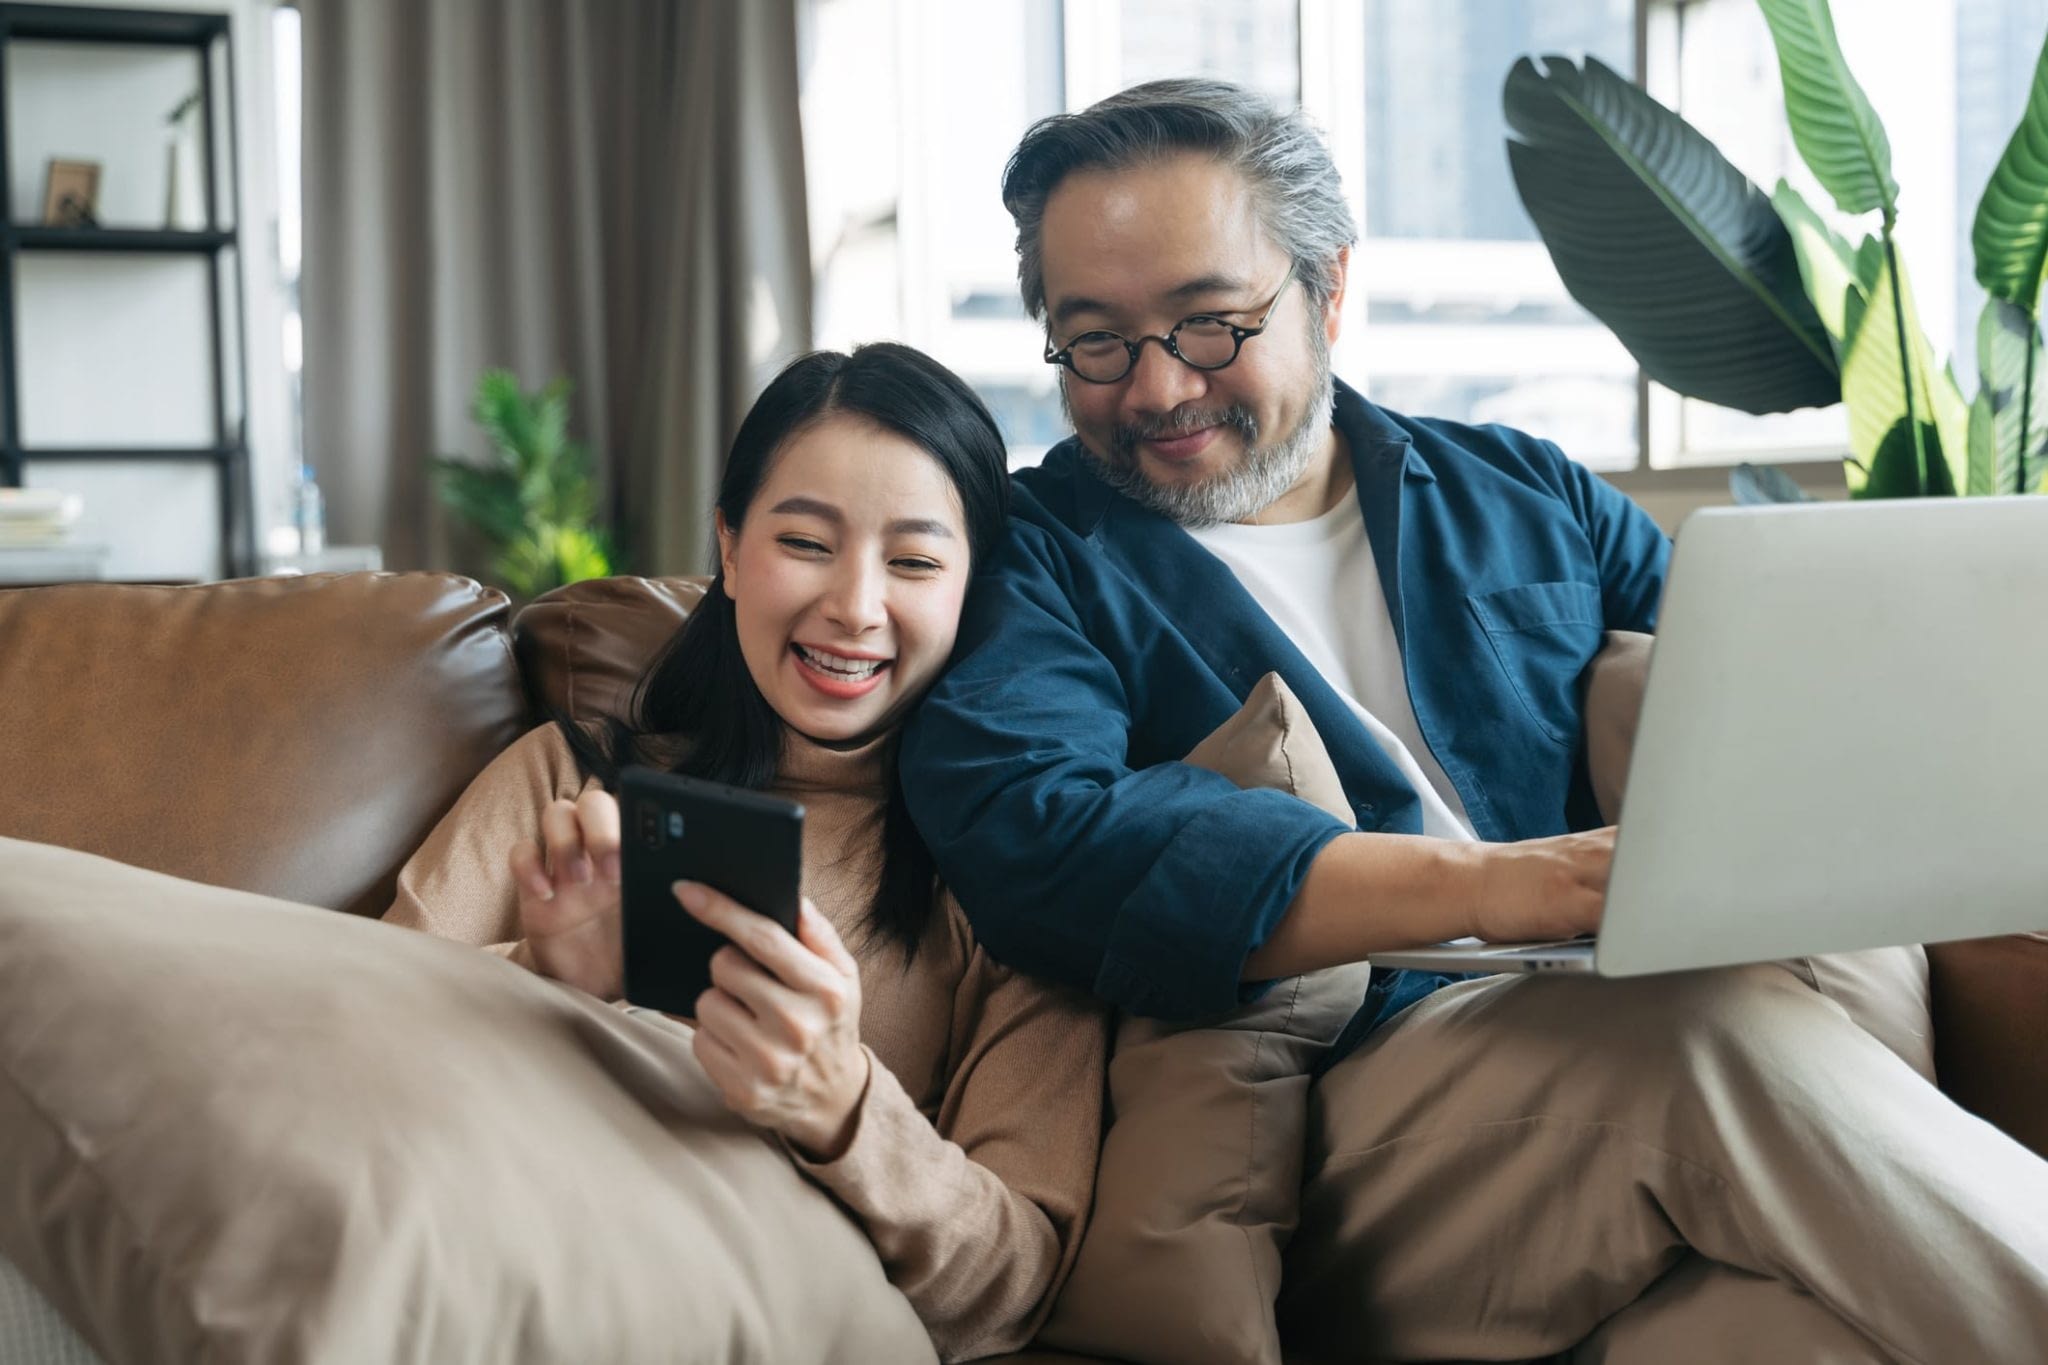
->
[1042, 265, 1299, 385]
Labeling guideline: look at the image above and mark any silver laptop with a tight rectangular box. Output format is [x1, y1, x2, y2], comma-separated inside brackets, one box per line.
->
[1372, 496, 2048, 978]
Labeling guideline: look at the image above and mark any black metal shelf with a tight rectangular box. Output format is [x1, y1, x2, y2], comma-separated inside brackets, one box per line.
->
[0, 3, 253, 577]
[20, 445, 236, 462]
[10, 226, 234, 253]
[1, 4, 225, 46]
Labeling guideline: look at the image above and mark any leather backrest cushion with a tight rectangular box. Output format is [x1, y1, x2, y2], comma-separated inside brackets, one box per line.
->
[0, 573, 525, 917]
[514, 576, 706, 726]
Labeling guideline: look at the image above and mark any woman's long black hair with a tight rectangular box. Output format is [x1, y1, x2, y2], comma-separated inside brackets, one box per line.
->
[559, 343, 1010, 959]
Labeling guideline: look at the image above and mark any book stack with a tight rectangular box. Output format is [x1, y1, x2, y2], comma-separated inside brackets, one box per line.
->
[0, 489, 83, 548]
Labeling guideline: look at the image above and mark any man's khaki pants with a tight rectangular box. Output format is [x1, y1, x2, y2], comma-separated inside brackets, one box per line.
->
[1278, 947, 2048, 1364]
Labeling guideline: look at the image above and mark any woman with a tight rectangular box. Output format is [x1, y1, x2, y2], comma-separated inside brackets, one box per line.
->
[384, 343, 1108, 1363]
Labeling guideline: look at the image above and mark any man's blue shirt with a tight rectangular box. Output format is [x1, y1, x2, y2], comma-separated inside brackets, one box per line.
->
[901, 380, 1672, 1026]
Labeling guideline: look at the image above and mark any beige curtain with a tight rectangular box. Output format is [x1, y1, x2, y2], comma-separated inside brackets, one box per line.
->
[299, 0, 813, 576]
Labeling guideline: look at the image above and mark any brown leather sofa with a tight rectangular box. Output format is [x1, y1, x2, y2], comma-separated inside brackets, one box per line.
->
[1, 570, 2043, 1363]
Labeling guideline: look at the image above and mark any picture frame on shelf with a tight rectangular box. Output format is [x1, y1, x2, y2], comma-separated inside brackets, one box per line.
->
[41, 158, 101, 226]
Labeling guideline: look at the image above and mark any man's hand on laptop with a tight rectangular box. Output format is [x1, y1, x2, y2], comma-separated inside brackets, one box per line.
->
[1461, 827, 1613, 945]
[1245, 826, 1614, 980]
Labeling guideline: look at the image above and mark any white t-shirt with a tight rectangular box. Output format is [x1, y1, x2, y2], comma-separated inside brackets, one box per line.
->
[1187, 488, 1477, 842]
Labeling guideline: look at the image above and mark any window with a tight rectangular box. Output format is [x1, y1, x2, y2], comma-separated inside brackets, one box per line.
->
[803, 0, 2048, 481]
[1104, 0, 1301, 106]
[1351, 0, 1639, 472]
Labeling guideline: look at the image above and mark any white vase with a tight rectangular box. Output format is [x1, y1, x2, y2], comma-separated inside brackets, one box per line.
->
[163, 128, 206, 231]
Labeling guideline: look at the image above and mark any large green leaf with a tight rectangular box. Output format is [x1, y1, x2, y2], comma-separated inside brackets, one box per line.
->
[1972, 29, 2048, 308]
[1504, 54, 1839, 413]
[1838, 244, 1967, 495]
[1969, 296, 2048, 494]
[1931, 360, 1971, 496]
[1772, 180, 1864, 357]
[1757, 0, 1899, 220]
[1967, 392, 2000, 496]
[1858, 418, 1954, 499]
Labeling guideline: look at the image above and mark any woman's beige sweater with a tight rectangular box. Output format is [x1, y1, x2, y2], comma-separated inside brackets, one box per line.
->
[383, 724, 1109, 1362]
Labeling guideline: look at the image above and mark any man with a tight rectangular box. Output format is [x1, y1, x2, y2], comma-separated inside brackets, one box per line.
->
[900, 77, 2048, 1361]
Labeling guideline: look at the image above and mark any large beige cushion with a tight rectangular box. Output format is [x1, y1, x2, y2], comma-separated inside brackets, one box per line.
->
[1037, 674, 1372, 1365]
[0, 836, 933, 1365]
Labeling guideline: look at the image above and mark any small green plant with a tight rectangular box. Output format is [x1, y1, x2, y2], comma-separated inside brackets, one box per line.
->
[1505, 0, 2048, 501]
[430, 370, 614, 597]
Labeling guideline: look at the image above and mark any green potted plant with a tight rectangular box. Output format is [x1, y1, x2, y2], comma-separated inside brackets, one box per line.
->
[1503, 0, 2048, 501]
[429, 370, 615, 598]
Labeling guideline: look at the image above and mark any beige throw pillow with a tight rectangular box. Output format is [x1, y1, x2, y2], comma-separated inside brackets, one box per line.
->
[0, 836, 934, 1365]
[1038, 674, 1374, 1365]
[1584, 629, 1654, 824]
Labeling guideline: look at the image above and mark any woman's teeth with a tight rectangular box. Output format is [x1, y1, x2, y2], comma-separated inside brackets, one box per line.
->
[795, 644, 886, 679]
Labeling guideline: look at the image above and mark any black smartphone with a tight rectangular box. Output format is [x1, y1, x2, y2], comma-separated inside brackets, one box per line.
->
[618, 766, 805, 1015]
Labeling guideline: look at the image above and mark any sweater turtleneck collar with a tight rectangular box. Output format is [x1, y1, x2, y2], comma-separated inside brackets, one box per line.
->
[773, 724, 895, 799]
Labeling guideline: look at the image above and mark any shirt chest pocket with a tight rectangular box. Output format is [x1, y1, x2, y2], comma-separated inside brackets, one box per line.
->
[1466, 580, 1605, 747]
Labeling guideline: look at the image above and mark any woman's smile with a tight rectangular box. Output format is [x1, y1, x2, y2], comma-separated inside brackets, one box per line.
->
[790, 642, 893, 698]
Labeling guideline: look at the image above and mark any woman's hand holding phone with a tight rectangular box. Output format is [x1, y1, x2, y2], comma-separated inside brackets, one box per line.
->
[675, 882, 872, 1163]
[508, 789, 626, 1001]
[510, 781, 868, 1159]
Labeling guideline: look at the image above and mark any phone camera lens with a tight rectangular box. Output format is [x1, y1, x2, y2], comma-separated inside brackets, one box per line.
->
[638, 804, 660, 848]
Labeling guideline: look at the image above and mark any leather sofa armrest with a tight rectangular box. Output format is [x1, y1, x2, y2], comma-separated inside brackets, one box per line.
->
[1927, 932, 2048, 1161]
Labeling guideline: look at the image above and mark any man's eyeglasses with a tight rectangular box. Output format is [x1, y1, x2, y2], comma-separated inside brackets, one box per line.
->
[1043, 265, 1298, 385]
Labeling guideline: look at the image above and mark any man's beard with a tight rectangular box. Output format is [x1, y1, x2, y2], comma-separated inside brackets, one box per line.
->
[1065, 326, 1335, 529]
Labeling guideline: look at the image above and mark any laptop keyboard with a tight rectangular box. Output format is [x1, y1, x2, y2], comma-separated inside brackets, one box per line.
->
[1458, 935, 1597, 958]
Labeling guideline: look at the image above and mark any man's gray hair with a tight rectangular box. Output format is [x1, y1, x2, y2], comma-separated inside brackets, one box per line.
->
[1001, 77, 1358, 320]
